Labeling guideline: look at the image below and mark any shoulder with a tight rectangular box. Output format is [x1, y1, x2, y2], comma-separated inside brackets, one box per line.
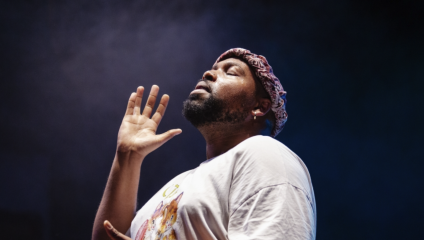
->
[226, 136, 316, 218]
[234, 135, 296, 156]
[230, 135, 301, 171]
[228, 135, 313, 194]
[237, 135, 282, 147]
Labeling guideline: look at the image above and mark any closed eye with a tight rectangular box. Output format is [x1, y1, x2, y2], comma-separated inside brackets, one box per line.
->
[226, 70, 238, 76]
[226, 65, 241, 76]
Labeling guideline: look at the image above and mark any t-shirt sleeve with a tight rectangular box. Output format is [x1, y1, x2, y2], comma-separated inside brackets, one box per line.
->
[228, 184, 316, 240]
[227, 136, 316, 240]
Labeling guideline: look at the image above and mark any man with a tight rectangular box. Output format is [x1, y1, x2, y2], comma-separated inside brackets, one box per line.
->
[92, 48, 316, 240]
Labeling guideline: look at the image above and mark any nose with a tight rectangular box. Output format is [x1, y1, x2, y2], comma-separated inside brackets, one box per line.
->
[202, 70, 217, 82]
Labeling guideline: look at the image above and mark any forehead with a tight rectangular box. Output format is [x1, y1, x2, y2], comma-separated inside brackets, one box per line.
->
[212, 58, 250, 72]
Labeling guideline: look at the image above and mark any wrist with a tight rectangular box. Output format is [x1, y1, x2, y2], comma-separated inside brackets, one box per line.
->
[114, 150, 145, 169]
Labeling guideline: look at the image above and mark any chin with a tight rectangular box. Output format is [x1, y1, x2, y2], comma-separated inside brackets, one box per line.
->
[186, 96, 212, 108]
[188, 93, 209, 101]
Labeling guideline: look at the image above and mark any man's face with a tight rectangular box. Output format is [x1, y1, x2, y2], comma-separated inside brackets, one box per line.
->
[182, 58, 257, 127]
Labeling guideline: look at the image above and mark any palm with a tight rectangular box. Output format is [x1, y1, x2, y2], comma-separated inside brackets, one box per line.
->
[119, 115, 156, 149]
[116, 85, 181, 158]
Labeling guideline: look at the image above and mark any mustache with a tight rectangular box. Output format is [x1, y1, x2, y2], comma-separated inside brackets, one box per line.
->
[196, 79, 212, 89]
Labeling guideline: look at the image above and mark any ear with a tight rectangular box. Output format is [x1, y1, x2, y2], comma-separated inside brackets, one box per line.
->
[252, 98, 272, 118]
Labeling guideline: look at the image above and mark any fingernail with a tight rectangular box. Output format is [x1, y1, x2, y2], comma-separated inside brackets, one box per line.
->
[105, 221, 113, 229]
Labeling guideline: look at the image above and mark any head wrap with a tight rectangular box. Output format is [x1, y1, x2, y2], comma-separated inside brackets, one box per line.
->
[215, 48, 287, 137]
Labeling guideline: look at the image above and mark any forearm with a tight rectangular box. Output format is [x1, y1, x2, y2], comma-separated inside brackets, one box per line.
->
[92, 85, 180, 240]
[92, 151, 144, 240]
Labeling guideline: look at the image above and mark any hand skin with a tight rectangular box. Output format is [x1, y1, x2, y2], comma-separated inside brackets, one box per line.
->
[103, 220, 132, 240]
[92, 85, 182, 240]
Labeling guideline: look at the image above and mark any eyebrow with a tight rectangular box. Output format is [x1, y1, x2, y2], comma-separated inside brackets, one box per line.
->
[212, 61, 246, 75]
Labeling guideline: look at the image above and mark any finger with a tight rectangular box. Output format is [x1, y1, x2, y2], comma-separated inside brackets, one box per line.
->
[141, 85, 159, 118]
[125, 92, 137, 116]
[104, 220, 132, 240]
[133, 86, 144, 115]
[151, 94, 170, 125]
[155, 129, 182, 146]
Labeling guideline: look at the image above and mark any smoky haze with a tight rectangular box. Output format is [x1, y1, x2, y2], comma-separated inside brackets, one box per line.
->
[1, 0, 423, 240]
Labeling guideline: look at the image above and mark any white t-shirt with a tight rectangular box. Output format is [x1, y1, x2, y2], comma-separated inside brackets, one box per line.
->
[128, 135, 316, 240]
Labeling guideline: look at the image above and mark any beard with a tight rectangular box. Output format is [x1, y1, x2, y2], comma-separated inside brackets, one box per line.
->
[182, 91, 251, 128]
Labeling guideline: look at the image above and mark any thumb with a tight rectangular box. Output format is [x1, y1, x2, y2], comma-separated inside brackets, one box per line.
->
[156, 129, 182, 144]
[103, 220, 132, 240]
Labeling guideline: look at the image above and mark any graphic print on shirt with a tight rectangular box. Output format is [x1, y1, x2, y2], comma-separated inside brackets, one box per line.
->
[134, 189, 184, 240]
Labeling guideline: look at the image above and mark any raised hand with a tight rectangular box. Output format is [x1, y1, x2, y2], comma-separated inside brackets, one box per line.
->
[116, 85, 182, 160]
[92, 85, 180, 240]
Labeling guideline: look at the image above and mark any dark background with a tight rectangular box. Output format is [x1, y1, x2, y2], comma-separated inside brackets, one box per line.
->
[1, 0, 423, 239]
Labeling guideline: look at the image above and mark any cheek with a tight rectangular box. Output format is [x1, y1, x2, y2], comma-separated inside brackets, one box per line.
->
[217, 90, 256, 110]
[213, 80, 251, 98]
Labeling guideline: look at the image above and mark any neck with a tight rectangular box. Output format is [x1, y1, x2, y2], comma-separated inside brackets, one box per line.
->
[197, 122, 259, 159]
